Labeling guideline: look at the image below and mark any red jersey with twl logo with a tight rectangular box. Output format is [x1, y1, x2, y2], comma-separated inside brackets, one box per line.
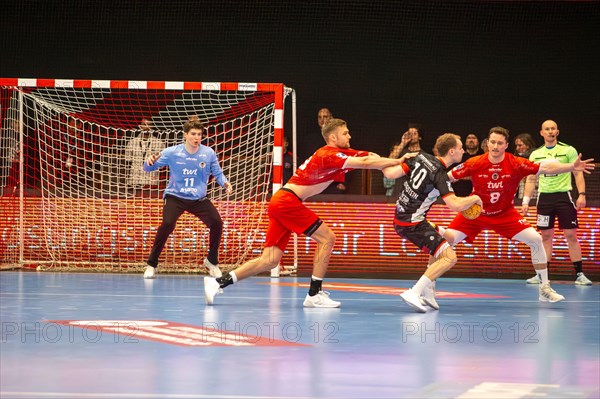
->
[288, 146, 369, 185]
[450, 152, 540, 215]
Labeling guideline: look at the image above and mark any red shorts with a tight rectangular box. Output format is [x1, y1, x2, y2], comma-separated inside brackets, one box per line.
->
[448, 207, 531, 243]
[265, 189, 321, 251]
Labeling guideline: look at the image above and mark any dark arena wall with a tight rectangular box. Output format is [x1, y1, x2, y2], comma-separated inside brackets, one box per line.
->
[1, 1, 598, 159]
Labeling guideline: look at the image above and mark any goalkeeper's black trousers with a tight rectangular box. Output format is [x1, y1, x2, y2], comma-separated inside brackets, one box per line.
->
[146, 194, 223, 267]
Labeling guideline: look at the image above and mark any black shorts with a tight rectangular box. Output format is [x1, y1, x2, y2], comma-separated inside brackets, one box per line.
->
[394, 220, 446, 256]
[536, 191, 578, 230]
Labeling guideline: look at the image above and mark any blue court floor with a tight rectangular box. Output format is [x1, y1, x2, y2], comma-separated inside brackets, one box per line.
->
[1, 271, 598, 399]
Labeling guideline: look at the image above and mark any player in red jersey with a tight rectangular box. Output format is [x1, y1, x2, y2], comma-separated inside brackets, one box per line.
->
[443, 126, 594, 303]
[204, 118, 416, 307]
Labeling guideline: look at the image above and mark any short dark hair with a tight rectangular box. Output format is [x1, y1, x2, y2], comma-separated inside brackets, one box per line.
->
[183, 120, 205, 133]
[488, 126, 509, 141]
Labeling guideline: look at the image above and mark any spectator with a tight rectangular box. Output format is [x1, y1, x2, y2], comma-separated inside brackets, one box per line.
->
[384, 123, 423, 197]
[124, 118, 165, 195]
[319, 108, 351, 194]
[513, 133, 537, 201]
[514, 133, 536, 158]
[62, 119, 90, 195]
[480, 138, 489, 153]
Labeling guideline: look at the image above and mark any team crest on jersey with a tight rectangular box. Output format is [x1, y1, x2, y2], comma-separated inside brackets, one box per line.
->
[492, 173, 499, 180]
[199, 162, 206, 168]
[336, 152, 349, 159]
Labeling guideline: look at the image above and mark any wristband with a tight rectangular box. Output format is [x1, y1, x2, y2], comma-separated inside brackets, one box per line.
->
[522, 196, 531, 205]
[579, 192, 586, 196]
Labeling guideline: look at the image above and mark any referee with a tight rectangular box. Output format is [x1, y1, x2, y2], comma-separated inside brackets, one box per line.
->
[521, 120, 592, 285]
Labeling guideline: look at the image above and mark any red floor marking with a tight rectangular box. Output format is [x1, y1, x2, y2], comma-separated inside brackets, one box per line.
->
[47, 320, 309, 347]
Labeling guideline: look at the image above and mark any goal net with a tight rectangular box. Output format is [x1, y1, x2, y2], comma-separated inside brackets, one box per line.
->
[0, 79, 291, 273]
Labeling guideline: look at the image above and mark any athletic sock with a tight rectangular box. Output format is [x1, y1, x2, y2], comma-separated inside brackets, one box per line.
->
[538, 269, 549, 285]
[309, 275, 323, 296]
[217, 271, 236, 288]
[412, 275, 432, 296]
[573, 260, 583, 274]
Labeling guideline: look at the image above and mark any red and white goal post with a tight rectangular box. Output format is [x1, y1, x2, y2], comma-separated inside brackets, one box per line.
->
[0, 78, 297, 274]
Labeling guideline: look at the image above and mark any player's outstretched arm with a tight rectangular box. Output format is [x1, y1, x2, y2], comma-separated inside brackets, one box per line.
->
[539, 154, 595, 175]
[380, 152, 420, 178]
[344, 154, 398, 170]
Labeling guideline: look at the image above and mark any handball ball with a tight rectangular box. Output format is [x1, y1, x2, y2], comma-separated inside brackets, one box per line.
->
[462, 203, 482, 220]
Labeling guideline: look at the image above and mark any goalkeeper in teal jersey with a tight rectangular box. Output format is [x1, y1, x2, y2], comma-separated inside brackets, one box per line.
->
[521, 120, 592, 285]
[141, 120, 232, 279]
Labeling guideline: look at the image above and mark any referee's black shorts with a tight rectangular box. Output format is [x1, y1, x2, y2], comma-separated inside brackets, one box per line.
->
[535, 191, 578, 230]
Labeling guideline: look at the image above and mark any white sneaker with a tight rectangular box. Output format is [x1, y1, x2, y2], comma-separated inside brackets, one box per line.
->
[303, 291, 341, 308]
[143, 266, 156, 279]
[539, 283, 565, 303]
[526, 274, 540, 284]
[575, 272, 592, 286]
[421, 282, 439, 310]
[204, 277, 221, 305]
[204, 258, 222, 278]
[400, 289, 428, 313]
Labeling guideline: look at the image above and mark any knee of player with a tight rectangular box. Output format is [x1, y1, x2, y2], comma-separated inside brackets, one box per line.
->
[530, 232, 544, 248]
[327, 230, 336, 245]
[443, 231, 456, 247]
[437, 244, 457, 265]
[444, 248, 458, 266]
[259, 253, 280, 269]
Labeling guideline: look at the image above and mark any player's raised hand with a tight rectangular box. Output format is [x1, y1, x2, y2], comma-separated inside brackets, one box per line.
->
[146, 152, 161, 166]
[573, 153, 595, 174]
[224, 182, 233, 195]
[401, 130, 411, 145]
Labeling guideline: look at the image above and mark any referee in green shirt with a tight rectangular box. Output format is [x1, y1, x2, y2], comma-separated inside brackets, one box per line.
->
[521, 120, 592, 285]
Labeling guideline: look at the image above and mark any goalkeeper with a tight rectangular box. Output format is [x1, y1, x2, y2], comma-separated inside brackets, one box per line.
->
[385, 133, 482, 313]
[142, 120, 232, 279]
[204, 118, 413, 308]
